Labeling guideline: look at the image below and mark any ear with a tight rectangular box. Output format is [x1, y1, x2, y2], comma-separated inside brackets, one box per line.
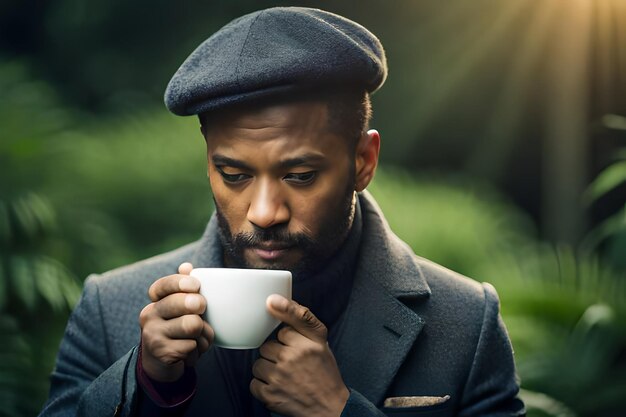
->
[354, 129, 380, 192]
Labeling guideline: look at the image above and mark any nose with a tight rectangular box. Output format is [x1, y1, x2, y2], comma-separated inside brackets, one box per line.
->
[247, 179, 290, 229]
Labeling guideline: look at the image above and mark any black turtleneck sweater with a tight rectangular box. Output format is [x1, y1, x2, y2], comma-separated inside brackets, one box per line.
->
[215, 199, 363, 417]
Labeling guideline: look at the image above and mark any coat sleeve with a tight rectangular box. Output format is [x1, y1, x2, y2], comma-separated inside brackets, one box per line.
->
[340, 389, 386, 417]
[458, 283, 526, 416]
[39, 275, 140, 417]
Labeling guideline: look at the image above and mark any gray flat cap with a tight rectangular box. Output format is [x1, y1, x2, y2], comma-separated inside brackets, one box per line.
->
[164, 7, 387, 116]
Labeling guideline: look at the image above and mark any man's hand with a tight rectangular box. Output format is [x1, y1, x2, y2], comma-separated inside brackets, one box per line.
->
[139, 262, 214, 382]
[251, 294, 350, 417]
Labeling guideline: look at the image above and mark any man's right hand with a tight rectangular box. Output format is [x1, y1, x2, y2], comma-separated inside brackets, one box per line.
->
[139, 262, 214, 382]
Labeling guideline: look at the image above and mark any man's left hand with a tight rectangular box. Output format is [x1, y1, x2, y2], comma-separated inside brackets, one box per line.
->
[250, 294, 350, 417]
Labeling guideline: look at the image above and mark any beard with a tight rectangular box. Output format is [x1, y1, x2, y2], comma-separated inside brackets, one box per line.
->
[215, 181, 356, 281]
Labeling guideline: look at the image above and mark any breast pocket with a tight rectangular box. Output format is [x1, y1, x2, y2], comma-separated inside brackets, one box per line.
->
[382, 396, 453, 417]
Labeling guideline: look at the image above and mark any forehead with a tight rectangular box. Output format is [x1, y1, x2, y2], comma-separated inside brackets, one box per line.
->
[205, 100, 347, 156]
[216, 100, 327, 131]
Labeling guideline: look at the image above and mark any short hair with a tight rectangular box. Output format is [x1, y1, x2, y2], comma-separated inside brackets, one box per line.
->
[198, 89, 372, 147]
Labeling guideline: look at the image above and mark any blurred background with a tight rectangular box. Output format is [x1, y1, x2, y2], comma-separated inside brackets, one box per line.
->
[1, 0, 625, 415]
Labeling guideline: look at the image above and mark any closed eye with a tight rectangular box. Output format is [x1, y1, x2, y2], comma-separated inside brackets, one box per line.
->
[283, 171, 316, 185]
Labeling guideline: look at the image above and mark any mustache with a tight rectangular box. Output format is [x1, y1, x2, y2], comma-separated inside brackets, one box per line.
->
[232, 226, 314, 248]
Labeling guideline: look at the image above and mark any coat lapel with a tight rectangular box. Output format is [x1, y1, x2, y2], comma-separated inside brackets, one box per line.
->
[191, 214, 224, 268]
[333, 191, 431, 406]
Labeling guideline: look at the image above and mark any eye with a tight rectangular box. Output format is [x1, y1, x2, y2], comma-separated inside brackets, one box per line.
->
[216, 167, 251, 184]
[283, 171, 316, 185]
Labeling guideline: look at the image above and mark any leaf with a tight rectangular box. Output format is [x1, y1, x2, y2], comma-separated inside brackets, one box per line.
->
[8, 256, 37, 311]
[60, 271, 82, 309]
[519, 388, 577, 417]
[579, 206, 626, 255]
[34, 256, 80, 312]
[7, 193, 57, 243]
[583, 161, 626, 205]
[10, 197, 39, 241]
[601, 114, 626, 132]
[24, 193, 56, 235]
[34, 257, 66, 313]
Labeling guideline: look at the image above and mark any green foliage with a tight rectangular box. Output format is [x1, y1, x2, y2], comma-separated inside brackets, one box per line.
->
[0, 60, 213, 414]
[370, 174, 626, 417]
[0, 316, 33, 417]
[0, 192, 80, 313]
[368, 169, 536, 279]
[487, 248, 626, 417]
[2, 61, 625, 416]
[581, 117, 626, 270]
[0, 191, 82, 414]
[45, 110, 211, 266]
[580, 152, 626, 271]
[0, 62, 84, 416]
[584, 161, 626, 204]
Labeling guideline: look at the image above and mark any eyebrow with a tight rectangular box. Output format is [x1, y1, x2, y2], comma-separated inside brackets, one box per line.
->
[211, 153, 326, 170]
[277, 153, 326, 169]
[211, 154, 252, 170]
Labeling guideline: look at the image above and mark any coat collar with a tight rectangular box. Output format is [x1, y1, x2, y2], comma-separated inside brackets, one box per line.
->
[332, 190, 430, 406]
[355, 190, 430, 298]
[191, 214, 223, 268]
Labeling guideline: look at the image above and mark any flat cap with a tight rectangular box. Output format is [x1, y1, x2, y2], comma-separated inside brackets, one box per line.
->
[164, 7, 387, 116]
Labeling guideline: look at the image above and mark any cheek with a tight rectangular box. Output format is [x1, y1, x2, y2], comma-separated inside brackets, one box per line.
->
[210, 178, 248, 230]
[289, 172, 351, 232]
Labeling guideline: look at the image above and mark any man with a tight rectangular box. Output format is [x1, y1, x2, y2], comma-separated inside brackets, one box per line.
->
[40, 6, 525, 417]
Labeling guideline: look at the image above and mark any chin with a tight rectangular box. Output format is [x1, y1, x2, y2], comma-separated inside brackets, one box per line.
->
[244, 259, 297, 272]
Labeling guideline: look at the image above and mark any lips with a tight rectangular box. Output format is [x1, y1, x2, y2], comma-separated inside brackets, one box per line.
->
[250, 242, 293, 261]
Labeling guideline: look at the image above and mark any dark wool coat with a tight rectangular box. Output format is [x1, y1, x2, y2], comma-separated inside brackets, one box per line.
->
[40, 191, 525, 417]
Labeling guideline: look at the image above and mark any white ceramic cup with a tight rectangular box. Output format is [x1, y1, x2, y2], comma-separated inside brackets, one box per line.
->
[190, 268, 292, 349]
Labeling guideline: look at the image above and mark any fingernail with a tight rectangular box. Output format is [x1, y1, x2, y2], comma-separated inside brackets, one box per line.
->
[185, 294, 201, 310]
[179, 262, 193, 274]
[267, 294, 288, 311]
[179, 277, 199, 292]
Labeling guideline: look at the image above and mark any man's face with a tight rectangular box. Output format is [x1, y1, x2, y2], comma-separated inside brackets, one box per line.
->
[204, 100, 357, 279]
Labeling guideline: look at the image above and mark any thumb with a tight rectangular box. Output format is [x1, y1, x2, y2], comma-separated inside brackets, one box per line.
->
[178, 262, 193, 275]
[266, 294, 327, 343]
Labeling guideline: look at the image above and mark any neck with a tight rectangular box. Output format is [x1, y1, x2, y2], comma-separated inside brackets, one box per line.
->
[291, 197, 362, 328]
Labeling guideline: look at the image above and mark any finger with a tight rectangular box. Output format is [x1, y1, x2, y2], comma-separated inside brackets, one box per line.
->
[139, 303, 157, 327]
[164, 314, 205, 339]
[149, 274, 200, 302]
[276, 326, 302, 347]
[266, 295, 327, 343]
[195, 322, 214, 354]
[149, 338, 198, 365]
[178, 262, 194, 275]
[250, 378, 268, 402]
[197, 335, 210, 353]
[155, 293, 206, 319]
[184, 323, 214, 366]
[259, 340, 283, 363]
[252, 357, 275, 383]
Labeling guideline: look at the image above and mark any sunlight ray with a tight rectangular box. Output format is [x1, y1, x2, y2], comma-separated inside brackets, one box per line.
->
[403, 0, 534, 137]
[466, 0, 563, 178]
